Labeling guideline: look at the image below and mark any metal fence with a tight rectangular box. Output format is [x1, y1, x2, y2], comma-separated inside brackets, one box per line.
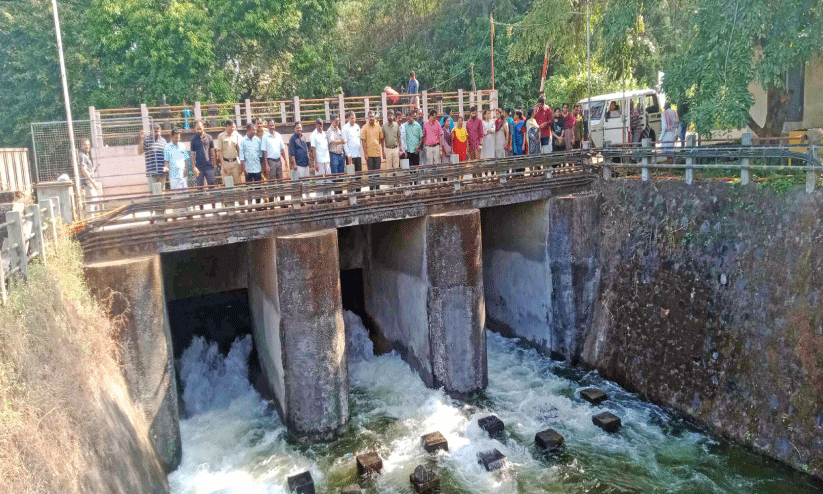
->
[0, 148, 32, 195]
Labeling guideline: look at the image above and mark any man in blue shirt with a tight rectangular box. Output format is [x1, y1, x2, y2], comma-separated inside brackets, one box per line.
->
[407, 71, 419, 112]
[239, 123, 263, 182]
[289, 122, 310, 179]
[163, 128, 189, 190]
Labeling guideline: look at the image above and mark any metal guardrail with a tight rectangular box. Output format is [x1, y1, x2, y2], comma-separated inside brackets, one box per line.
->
[75, 152, 595, 258]
[0, 197, 59, 304]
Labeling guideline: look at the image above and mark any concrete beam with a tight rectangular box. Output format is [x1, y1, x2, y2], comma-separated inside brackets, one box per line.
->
[248, 229, 348, 440]
[84, 255, 182, 472]
[481, 194, 600, 363]
[365, 209, 487, 397]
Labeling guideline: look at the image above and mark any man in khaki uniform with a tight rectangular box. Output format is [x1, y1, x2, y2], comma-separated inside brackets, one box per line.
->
[382, 110, 401, 169]
[216, 119, 242, 185]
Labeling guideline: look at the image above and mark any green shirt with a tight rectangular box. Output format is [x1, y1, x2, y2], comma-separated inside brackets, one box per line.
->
[404, 121, 423, 153]
[382, 122, 401, 148]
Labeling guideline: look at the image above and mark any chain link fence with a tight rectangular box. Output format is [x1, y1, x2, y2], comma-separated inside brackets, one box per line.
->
[31, 117, 152, 196]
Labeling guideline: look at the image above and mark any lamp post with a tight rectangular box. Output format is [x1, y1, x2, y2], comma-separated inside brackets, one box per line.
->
[50, 0, 83, 214]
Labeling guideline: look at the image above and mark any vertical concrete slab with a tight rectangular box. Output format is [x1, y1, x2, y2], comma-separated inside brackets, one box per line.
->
[364, 210, 487, 398]
[84, 255, 182, 472]
[426, 211, 487, 395]
[248, 230, 348, 440]
[481, 194, 600, 363]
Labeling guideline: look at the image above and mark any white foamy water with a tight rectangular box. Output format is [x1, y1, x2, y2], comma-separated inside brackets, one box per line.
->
[169, 312, 819, 494]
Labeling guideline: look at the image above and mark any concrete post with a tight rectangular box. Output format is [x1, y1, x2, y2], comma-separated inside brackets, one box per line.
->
[458, 89, 465, 119]
[364, 210, 487, 398]
[140, 104, 151, 134]
[338, 94, 345, 122]
[808, 145, 819, 194]
[477, 91, 483, 112]
[641, 138, 651, 182]
[6, 210, 27, 279]
[83, 255, 182, 472]
[40, 198, 57, 241]
[422, 90, 429, 119]
[741, 132, 752, 186]
[490, 90, 499, 110]
[381, 92, 388, 124]
[324, 100, 331, 122]
[26, 204, 45, 267]
[194, 101, 201, 121]
[364, 98, 369, 119]
[245, 99, 253, 125]
[602, 140, 612, 181]
[469, 91, 475, 111]
[685, 134, 696, 185]
[234, 104, 242, 128]
[247, 230, 348, 440]
[280, 101, 287, 124]
[294, 96, 301, 123]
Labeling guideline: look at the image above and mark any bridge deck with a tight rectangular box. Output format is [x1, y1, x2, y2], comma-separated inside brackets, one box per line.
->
[76, 153, 596, 261]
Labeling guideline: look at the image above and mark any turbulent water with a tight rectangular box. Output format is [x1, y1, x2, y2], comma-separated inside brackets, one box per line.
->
[169, 311, 821, 494]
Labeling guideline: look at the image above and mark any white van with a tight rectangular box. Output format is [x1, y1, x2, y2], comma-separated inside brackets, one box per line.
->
[578, 89, 666, 148]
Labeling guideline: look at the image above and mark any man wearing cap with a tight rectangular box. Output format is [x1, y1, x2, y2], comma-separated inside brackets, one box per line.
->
[216, 119, 242, 185]
[310, 118, 331, 176]
[382, 110, 401, 169]
[327, 114, 346, 174]
[262, 119, 288, 180]
[138, 123, 167, 190]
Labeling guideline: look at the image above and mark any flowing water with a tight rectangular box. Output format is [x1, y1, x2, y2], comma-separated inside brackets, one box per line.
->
[169, 311, 821, 493]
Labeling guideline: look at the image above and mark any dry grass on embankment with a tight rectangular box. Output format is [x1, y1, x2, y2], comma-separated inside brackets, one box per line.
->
[0, 231, 165, 493]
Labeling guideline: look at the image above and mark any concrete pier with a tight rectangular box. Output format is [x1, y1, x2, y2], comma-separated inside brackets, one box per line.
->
[481, 194, 599, 362]
[84, 255, 182, 472]
[247, 229, 348, 440]
[365, 209, 487, 397]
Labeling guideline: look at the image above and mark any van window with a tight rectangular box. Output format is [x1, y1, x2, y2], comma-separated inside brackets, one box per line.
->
[589, 101, 605, 120]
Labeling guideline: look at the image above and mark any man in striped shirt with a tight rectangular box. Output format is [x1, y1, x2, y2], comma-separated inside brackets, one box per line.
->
[138, 123, 167, 190]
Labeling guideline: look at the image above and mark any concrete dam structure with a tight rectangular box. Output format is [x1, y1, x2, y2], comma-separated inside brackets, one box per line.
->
[82, 193, 600, 467]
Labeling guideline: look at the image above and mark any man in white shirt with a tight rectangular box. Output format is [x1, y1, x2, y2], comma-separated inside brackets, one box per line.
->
[163, 128, 190, 190]
[262, 119, 288, 180]
[310, 118, 331, 176]
[342, 111, 362, 173]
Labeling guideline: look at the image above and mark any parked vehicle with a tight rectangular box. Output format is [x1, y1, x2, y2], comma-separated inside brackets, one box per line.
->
[578, 89, 666, 148]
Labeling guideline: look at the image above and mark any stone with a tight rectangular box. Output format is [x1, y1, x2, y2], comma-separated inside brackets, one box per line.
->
[580, 388, 608, 405]
[478, 415, 504, 439]
[287, 471, 315, 494]
[340, 485, 362, 494]
[534, 429, 564, 454]
[409, 464, 440, 493]
[356, 452, 383, 475]
[421, 431, 449, 453]
[592, 412, 622, 433]
[477, 449, 507, 471]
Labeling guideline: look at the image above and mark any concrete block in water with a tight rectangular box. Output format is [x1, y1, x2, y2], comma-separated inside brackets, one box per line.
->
[421, 431, 449, 453]
[410, 464, 440, 493]
[356, 451, 383, 475]
[477, 449, 506, 471]
[592, 412, 622, 433]
[287, 471, 315, 494]
[340, 485, 362, 494]
[478, 415, 504, 439]
[580, 388, 608, 405]
[535, 429, 564, 454]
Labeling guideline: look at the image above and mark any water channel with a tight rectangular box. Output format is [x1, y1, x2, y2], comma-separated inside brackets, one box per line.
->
[169, 311, 821, 493]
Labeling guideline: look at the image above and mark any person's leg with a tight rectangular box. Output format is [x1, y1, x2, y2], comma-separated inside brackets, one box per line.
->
[321, 161, 331, 176]
[352, 157, 362, 173]
[368, 157, 380, 171]
[387, 148, 399, 169]
[408, 152, 419, 167]
[296, 166, 310, 179]
[196, 172, 206, 187]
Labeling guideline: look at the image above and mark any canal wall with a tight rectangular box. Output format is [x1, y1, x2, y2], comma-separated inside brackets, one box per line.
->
[582, 180, 823, 478]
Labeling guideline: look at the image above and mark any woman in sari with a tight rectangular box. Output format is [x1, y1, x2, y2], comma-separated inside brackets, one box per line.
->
[481, 110, 495, 159]
[452, 116, 468, 162]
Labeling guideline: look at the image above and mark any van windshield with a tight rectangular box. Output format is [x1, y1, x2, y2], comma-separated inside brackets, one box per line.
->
[589, 101, 605, 120]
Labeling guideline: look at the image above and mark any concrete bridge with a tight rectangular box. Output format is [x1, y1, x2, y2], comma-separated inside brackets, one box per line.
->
[78, 152, 602, 469]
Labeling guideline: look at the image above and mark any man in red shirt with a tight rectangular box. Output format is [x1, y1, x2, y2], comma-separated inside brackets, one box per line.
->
[534, 96, 552, 153]
[465, 106, 484, 161]
[422, 109, 446, 165]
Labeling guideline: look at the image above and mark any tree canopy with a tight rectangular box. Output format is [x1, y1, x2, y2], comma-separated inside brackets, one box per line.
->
[1, 0, 821, 146]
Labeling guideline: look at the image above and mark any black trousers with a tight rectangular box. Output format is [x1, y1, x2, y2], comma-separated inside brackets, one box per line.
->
[367, 156, 381, 171]
[350, 157, 362, 173]
[407, 152, 420, 167]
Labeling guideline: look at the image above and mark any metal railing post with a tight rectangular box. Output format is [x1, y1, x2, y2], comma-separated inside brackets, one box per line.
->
[809, 145, 820, 194]
[740, 132, 752, 185]
[641, 138, 651, 182]
[602, 140, 612, 180]
[27, 204, 46, 267]
[6, 210, 27, 280]
[685, 134, 696, 185]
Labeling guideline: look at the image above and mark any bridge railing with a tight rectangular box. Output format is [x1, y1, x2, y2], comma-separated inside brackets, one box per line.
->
[73, 151, 593, 241]
[0, 198, 60, 304]
[600, 134, 822, 193]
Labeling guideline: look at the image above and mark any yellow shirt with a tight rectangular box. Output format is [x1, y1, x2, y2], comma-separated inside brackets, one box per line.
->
[360, 123, 384, 158]
[454, 127, 468, 143]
